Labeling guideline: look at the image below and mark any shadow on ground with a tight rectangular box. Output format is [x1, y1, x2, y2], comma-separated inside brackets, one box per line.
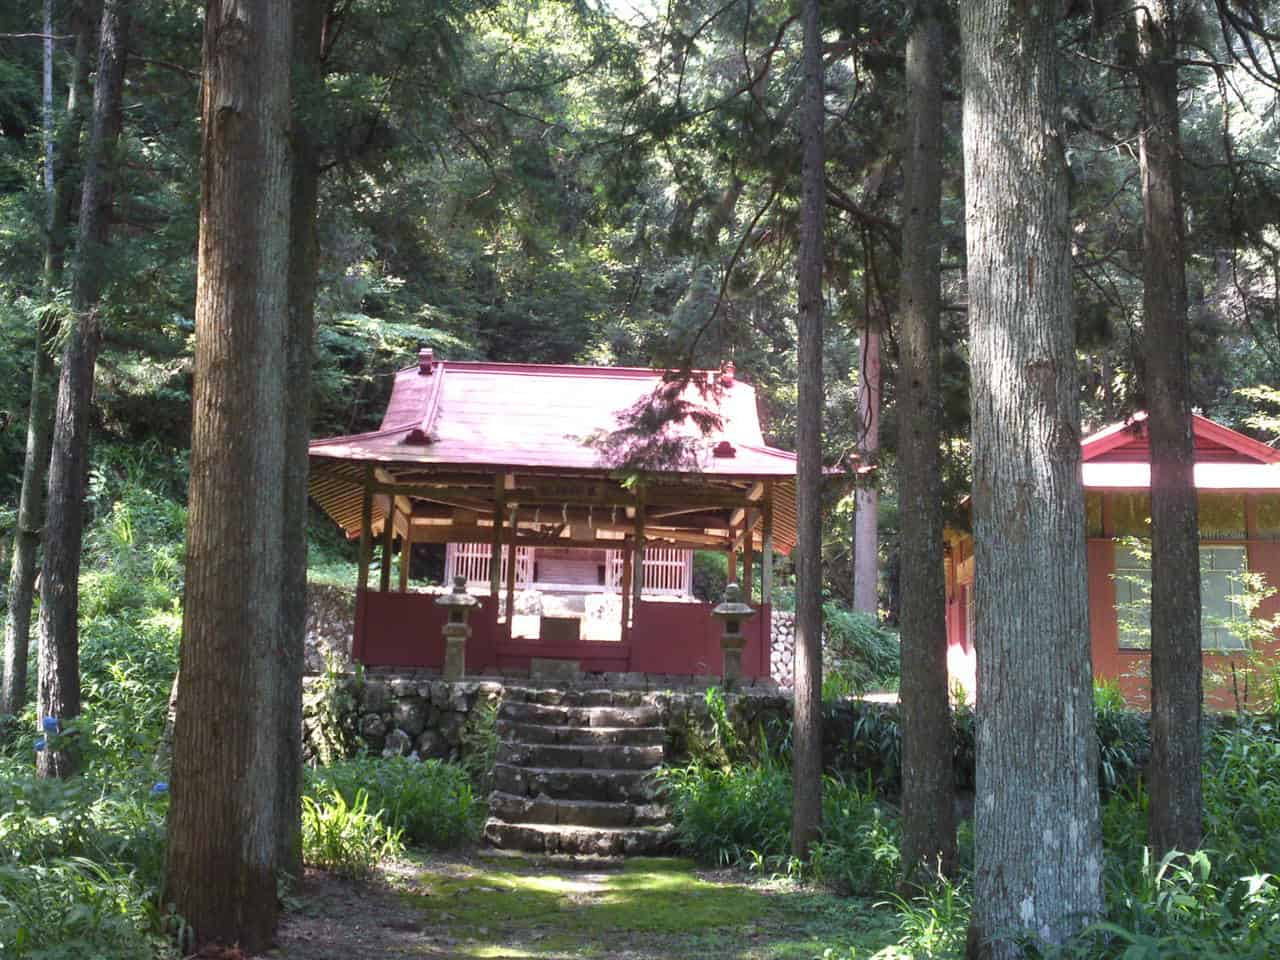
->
[267, 850, 905, 959]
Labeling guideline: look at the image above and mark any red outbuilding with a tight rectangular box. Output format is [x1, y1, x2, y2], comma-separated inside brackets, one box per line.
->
[946, 413, 1280, 707]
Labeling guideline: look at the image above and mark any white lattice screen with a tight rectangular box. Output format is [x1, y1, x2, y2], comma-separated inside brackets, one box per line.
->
[445, 542, 532, 589]
[446, 542, 690, 595]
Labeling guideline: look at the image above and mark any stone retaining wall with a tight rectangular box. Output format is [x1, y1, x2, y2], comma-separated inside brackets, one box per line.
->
[303, 673, 791, 766]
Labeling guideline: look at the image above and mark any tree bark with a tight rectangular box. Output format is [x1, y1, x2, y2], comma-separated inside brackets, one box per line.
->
[852, 321, 880, 614]
[896, 0, 955, 887]
[961, 0, 1103, 953]
[164, 1, 293, 950]
[2, 0, 96, 722]
[37, 0, 128, 779]
[791, 0, 825, 862]
[1136, 0, 1202, 857]
[274, 0, 327, 879]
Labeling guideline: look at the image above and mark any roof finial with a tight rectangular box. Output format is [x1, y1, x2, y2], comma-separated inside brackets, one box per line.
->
[720, 361, 736, 387]
[419, 347, 435, 375]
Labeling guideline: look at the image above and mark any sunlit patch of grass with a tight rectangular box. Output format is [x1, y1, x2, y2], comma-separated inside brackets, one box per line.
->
[403, 855, 901, 959]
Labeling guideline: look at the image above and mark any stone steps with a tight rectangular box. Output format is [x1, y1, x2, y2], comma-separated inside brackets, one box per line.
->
[489, 791, 669, 828]
[497, 721, 666, 747]
[484, 689, 675, 856]
[482, 820, 676, 857]
[496, 741, 664, 770]
[498, 700, 662, 728]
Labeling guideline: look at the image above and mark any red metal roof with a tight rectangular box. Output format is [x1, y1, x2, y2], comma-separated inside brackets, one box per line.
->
[311, 360, 800, 477]
[1081, 412, 1280, 467]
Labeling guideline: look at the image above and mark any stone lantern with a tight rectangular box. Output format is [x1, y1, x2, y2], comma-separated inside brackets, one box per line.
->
[435, 575, 478, 681]
[711, 582, 756, 684]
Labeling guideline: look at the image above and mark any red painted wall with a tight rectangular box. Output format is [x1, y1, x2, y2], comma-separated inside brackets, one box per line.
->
[630, 601, 770, 678]
[354, 591, 773, 679]
[355, 590, 499, 671]
[945, 538, 1280, 709]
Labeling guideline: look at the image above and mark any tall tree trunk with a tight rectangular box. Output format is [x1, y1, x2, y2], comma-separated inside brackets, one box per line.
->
[2, 0, 96, 722]
[1136, 0, 1202, 857]
[896, 0, 955, 887]
[275, 0, 327, 879]
[791, 0, 825, 862]
[961, 0, 1103, 953]
[852, 320, 880, 614]
[164, 1, 293, 949]
[37, 0, 128, 779]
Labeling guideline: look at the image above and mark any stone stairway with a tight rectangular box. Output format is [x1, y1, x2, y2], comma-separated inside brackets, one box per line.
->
[483, 689, 676, 856]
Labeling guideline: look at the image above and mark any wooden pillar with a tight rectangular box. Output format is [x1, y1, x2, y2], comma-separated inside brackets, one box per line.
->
[620, 537, 633, 640]
[379, 500, 395, 592]
[504, 504, 518, 639]
[489, 475, 505, 598]
[762, 485, 775, 603]
[727, 545, 737, 587]
[632, 493, 646, 609]
[742, 509, 755, 603]
[399, 518, 413, 592]
[357, 467, 373, 593]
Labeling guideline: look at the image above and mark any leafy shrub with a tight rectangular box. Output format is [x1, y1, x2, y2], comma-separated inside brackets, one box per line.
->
[889, 875, 970, 959]
[307, 655, 364, 766]
[301, 786, 404, 879]
[0, 857, 174, 960]
[822, 604, 900, 697]
[661, 761, 792, 865]
[810, 775, 900, 895]
[1058, 850, 1280, 959]
[459, 699, 500, 794]
[306, 755, 481, 848]
[1093, 682, 1150, 795]
[663, 759, 898, 894]
[1202, 719, 1280, 873]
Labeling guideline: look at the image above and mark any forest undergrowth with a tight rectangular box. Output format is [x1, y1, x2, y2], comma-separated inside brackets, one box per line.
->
[2, 456, 1280, 959]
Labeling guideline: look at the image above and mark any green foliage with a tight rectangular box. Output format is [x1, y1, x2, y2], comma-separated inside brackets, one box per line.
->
[1058, 851, 1280, 960]
[308, 656, 365, 766]
[821, 604, 900, 698]
[1094, 681, 1151, 795]
[808, 776, 900, 896]
[0, 759, 173, 959]
[306, 756, 482, 848]
[459, 699, 500, 794]
[662, 760, 898, 896]
[0, 857, 175, 960]
[301, 786, 404, 880]
[1202, 718, 1280, 873]
[886, 875, 971, 959]
[661, 760, 792, 866]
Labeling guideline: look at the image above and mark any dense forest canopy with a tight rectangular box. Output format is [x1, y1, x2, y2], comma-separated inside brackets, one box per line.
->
[0, 0, 1277, 590]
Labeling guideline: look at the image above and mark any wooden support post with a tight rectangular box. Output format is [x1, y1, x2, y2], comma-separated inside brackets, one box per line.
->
[379, 501, 395, 592]
[504, 504, 518, 639]
[632, 492, 646, 609]
[727, 545, 738, 587]
[620, 537, 633, 640]
[357, 468, 373, 593]
[399, 519, 413, 593]
[742, 508, 754, 603]
[490, 476, 505, 598]
[762, 486, 775, 604]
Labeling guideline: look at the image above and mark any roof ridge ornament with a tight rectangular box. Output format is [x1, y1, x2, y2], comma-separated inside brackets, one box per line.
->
[419, 347, 435, 375]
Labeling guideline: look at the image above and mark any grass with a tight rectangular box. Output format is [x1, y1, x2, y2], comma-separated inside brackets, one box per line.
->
[398, 853, 903, 959]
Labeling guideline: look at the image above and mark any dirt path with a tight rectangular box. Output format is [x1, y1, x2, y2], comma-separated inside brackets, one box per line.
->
[261, 849, 904, 959]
